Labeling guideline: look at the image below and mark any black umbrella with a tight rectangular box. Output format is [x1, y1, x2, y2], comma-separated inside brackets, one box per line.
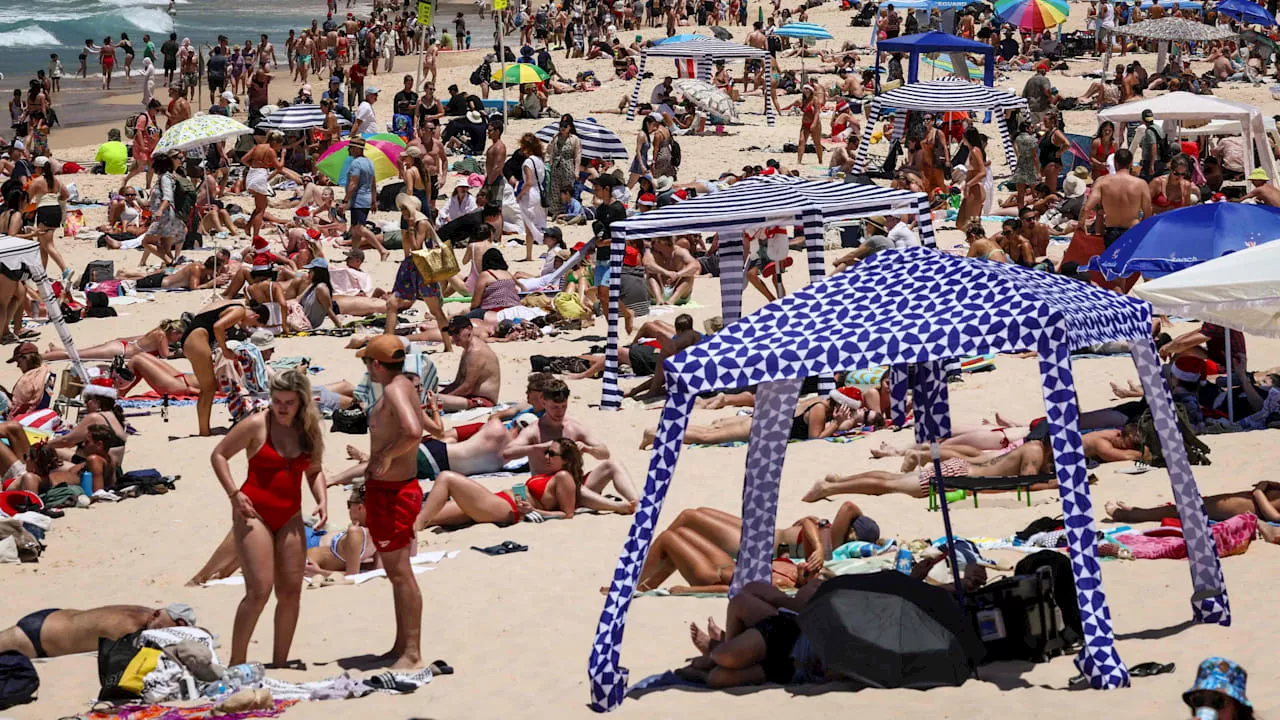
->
[711, 26, 733, 41]
[797, 571, 984, 689]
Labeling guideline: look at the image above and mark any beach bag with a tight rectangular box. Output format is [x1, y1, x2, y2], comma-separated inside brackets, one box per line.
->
[669, 138, 682, 168]
[410, 244, 461, 284]
[97, 631, 151, 702]
[331, 404, 368, 434]
[124, 113, 142, 139]
[79, 260, 115, 290]
[0, 651, 38, 710]
[1137, 403, 1210, 467]
[553, 291, 590, 320]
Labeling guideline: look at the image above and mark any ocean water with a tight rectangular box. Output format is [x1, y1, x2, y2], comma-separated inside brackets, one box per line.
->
[0, 0, 363, 81]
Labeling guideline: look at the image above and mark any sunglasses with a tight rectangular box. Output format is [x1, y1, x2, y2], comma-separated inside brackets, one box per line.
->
[545, 449, 562, 458]
[1189, 693, 1227, 711]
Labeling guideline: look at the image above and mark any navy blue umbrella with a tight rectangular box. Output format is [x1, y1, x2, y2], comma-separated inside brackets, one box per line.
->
[1089, 203, 1280, 280]
[1215, 0, 1277, 26]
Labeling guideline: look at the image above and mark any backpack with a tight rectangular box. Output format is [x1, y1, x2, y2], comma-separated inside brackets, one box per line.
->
[469, 62, 489, 87]
[1146, 125, 1172, 164]
[173, 174, 199, 221]
[0, 651, 38, 710]
[79, 259, 115, 290]
[767, 34, 782, 53]
[1137, 403, 1211, 467]
[669, 138, 682, 168]
[534, 156, 550, 208]
[124, 113, 141, 139]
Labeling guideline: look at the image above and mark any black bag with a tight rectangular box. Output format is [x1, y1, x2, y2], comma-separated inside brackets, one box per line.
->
[964, 564, 1072, 663]
[767, 34, 782, 53]
[79, 259, 115, 290]
[96, 631, 145, 702]
[331, 404, 368, 434]
[377, 181, 407, 212]
[669, 138, 682, 168]
[0, 651, 38, 710]
[1014, 550, 1083, 644]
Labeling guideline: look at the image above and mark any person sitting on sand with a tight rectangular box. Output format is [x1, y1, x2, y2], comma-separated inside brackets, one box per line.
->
[436, 316, 501, 411]
[636, 503, 881, 594]
[1107, 480, 1280, 545]
[0, 604, 195, 659]
[416, 437, 632, 529]
[44, 319, 185, 362]
[640, 390, 879, 450]
[305, 483, 378, 578]
[26, 426, 117, 495]
[48, 381, 128, 467]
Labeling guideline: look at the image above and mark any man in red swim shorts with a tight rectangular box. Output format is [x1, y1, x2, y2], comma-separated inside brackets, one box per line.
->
[437, 316, 501, 411]
[357, 334, 425, 670]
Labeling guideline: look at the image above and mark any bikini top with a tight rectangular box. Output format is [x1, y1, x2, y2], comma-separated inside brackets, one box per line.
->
[525, 473, 553, 504]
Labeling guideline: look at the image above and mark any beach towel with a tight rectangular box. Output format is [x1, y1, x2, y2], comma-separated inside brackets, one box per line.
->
[831, 538, 897, 560]
[83, 700, 298, 719]
[1111, 513, 1256, 560]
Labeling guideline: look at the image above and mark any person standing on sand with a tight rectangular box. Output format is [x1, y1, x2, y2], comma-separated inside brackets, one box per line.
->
[100, 37, 116, 90]
[161, 33, 178, 85]
[1081, 148, 1151, 249]
[357, 335, 426, 670]
[166, 84, 190, 130]
[120, 99, 161, 194]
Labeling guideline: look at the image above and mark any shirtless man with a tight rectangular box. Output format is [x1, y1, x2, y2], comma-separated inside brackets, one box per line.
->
[179, 45, 199, 103]
[258, 34, 277, 69]
[627, 313, 703, 401]
[503, 378, 639, 507]
[0, 604, 195, 659]
[423, 41, 439, 85]
[1081, 148, 1150, 249]
[165, 85, 191, 130]
[744, 22, 768, 91]
[483, 117, 507, 207]
[437, 316, 501, 411]
[1240, 168, 1280, 207]
[357, 335, 425, 670]
[644, 236, 700, 305]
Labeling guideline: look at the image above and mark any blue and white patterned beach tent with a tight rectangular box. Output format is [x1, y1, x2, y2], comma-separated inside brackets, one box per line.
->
[852, 78, 1029, 173]
[600, 176, 933, 409]
[588, 246, 1231, 711]
[627, 38, 775, 125]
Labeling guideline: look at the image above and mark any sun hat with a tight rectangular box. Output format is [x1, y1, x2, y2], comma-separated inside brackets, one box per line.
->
[348, 136, 366, 149]
[344, 247, 365, 262]
[405, 145, 424, 158]
[165, 603, 198, 626]
[466, 110, 484, 123]
[1248, 168, 1270, 181]
[396, 193, 423, 214]
[248, 329, 276, 352]
[654, 175, 674, 193]
[33, 156, 48, 167]
[1072, 165, 1092, 181]
[1184, 657, 1250, 711]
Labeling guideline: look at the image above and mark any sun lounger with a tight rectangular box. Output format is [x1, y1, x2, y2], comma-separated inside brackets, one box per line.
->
[927, 473, 1059, 511]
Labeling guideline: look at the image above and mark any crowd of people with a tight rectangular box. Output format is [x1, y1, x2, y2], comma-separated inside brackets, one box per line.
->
[0, 0, 1278, 712]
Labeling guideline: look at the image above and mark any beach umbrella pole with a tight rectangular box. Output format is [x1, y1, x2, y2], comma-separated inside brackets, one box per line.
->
[1226, 332, 1234, 421]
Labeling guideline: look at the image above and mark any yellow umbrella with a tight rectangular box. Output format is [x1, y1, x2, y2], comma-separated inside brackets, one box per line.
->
[492, 63, 549, 84]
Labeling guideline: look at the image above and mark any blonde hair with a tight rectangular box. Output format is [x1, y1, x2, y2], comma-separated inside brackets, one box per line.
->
[270, 369, 325, 457]
[159, 318, 185, 334]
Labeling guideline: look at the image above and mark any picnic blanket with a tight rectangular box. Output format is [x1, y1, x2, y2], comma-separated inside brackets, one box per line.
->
[83, 700, 298, 720]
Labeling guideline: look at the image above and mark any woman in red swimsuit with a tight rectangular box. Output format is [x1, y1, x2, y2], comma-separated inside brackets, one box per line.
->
[416, 438, 587, 529]
[1089, 121, 1117, 179]
[211, 369, 327, 667]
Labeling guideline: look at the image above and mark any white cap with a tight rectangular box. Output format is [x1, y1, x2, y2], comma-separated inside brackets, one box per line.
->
[221, 90, 235, 102]
[33, 156, 49, 167]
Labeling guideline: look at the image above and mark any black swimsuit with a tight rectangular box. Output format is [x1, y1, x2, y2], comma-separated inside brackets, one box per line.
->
[18, 609, 58, 658]
[180, 306, 233, 347]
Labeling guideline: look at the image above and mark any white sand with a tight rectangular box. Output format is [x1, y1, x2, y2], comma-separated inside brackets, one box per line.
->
[7, 3, 1280, 718]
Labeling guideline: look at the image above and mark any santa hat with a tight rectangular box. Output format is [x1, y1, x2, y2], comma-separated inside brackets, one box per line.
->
[828, 386, 863, 409]
[638, 192, 656, 207]
[1170, 355, 1206, 383]
[252, 235, 269, 251]
[295, 205, 311, 217]
[306, 228, 322, 240]
[82, 377, 117, 401]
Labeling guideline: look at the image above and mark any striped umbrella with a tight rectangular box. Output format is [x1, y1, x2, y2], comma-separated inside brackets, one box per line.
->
[315, 138, 404, 185]
[257, 104, 351, 130]
[155, 114, 250, 154]
[654, 33, 705, 45]
[671, 79, 739, 122]
[534, 117, 629, 160]
[492, 63, 549, 84]
[994, 0, 1069, 30]
[772, 21, 834, 40]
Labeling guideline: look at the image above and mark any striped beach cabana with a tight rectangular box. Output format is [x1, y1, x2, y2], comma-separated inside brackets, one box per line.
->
[626, 38, 775, 126]
[600, 176, 933, 409]
[588, 246, 1232, 711]
[852, 78, 1028, 174]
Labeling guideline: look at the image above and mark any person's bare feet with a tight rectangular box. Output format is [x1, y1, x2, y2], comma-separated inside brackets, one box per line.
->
[802, 475, 836, 503]
[1104, 500, 1133, 521]
[869, 441, 899, 459]
[706, 617, 723, 645]
[689, 621, 710, 654]
[346, 444, 368, 461]
[1257, 519, 1280, 544]
[639, 428, 656, 450]
[994, 412, 1016, 428]
[701, 394, 726, 410]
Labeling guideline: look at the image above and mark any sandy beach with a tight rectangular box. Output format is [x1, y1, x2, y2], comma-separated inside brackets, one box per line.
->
[6, 2, 1280, 718]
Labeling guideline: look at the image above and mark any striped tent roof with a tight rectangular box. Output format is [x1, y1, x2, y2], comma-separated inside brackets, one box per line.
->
[758, 175, 927, 219]
[533, 117, 628, 161]
[640, 37, 769, 59]
[611, 178, 815, 239]
[258, 104, 352, 130]
[874, 78, 1027, 112]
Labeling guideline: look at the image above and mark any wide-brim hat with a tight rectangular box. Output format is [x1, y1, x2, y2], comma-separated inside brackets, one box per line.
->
[1184, 657, 1250, 710]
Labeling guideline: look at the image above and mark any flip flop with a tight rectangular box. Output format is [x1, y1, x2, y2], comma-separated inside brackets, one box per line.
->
[470, 540, 529, 556]
[429, 659, 454, 675]
[1129, 662, 1175, 677]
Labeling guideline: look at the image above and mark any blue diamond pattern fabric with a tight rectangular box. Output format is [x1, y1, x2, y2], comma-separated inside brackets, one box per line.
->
[586, 245, 1229, 711]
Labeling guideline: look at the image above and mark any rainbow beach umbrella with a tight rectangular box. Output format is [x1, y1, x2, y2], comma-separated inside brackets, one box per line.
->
[315, 138, 404, 185]
[492, 62, 549, 85]
[994, 0, 1069, 31]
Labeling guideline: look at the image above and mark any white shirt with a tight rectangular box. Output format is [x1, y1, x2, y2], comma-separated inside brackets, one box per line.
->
[887, 222, 919, 249]
[355, 100, 379, 134]
[437, 192, 477, 226]
[330, 265, 373, 296]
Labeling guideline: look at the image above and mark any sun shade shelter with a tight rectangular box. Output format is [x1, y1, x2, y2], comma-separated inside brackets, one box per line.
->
[626, 38, 775, 126]
[0, 235, 88, 381]
[599, 176, 934, 409]
[852, 78, 1028, 174]
[1105, 17, 1236, 72]
[873, 30, 996, 89]
[588, 246, 1231, 711]
[1098, 92, 1279, 187]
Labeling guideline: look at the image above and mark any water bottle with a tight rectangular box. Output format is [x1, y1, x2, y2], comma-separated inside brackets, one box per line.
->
[80, 470, 94, 496]
[1194, 708, 1218, 720]
[894, 546, 915, 575]
[225, 662, 265, 687]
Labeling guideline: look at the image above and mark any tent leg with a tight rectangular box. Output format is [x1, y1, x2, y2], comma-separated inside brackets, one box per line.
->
[34, 272, 88, 382]
[1226, 332, 1234, 421]
[730, 379, 802, 596]
[1036, 342, 1129, 689]
[719, 231, 746, 324]
[588, 391, 697, 711]
[1131, 338, 1231, 626]
[601, 230, 627, 410]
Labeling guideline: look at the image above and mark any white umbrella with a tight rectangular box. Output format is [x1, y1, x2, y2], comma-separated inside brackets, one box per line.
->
[155, 114, 251, 154]
[1133, 240, 1280, 339]
[671, 79, 739, 122]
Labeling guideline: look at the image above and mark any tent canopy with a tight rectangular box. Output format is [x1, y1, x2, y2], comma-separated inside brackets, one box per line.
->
[1099, 92, 1279, 185]
[875, 30, 997, 87]
[599, 177, 934, 409]
[627, 38, 774, 125]
[1111, 16, 1233, 40]
[1133, 240, 1280, 338]
[588, 247, 1232, 711]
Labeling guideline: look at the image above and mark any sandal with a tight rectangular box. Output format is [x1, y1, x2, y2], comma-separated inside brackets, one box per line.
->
[1129, 662, 1175, 678]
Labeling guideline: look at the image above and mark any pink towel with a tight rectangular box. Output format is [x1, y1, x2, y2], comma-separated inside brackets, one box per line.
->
[1113, 513, 1257, 560]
